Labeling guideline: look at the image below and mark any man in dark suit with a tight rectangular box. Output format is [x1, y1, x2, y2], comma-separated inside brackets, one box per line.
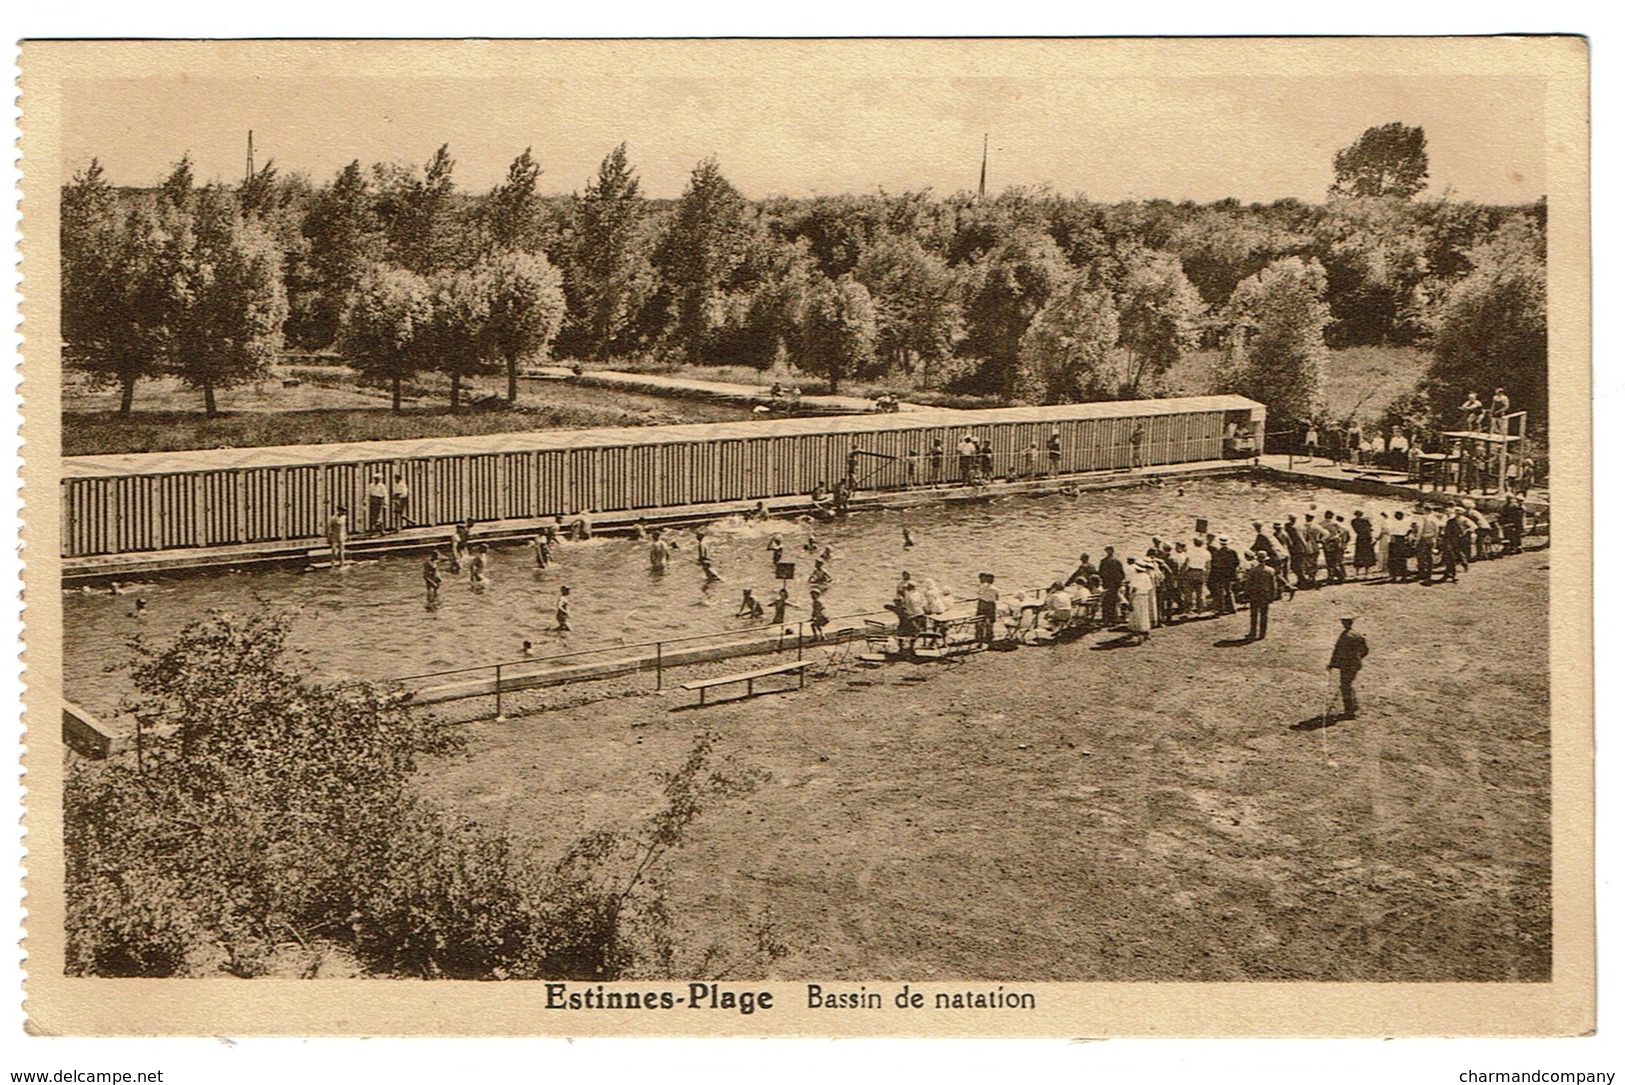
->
[1327, 617, 1370, 719]
[1098, 547, 1125, 624]
[1208, 537, 1240, 615]
[1243, 553, 1279, 640]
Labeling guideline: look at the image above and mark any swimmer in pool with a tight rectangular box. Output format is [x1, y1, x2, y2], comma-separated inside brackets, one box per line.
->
[469, 544, 489, 589]
[737, 589, 765, 621]
[128, 597, 147, 619]
[521, 640, 534, 657]
[423, 553, 443, 608]
[533, 531, 552, 569]
[768, 533, 784, 566]
[902, 526, 915, 549]
[555, 585, 572, 632]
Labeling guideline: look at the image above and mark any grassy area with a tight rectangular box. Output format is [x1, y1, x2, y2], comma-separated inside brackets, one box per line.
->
[1164, 345, 1428, 426]
[64, 393, 750, 457]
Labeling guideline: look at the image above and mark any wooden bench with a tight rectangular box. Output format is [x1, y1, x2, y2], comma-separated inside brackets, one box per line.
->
[681, 660, 811, 705]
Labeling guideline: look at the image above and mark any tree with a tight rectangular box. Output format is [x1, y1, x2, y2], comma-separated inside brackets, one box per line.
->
[1012, 277, 1120, 404]
[799, 275, 878, 393]
[338, 263, 433, 411]
[1114, 249, 1203, 397]
[292, 161, 386, 349]
[61, 161, 180, 414]
[169, 187, 289, 416]
[378, 145, 463, 274]
[480, 249, 567, 402]
[1216, 256, 1331, 425]
[159, 154, 195, 212]
[1425, 214, 1547, 421]
[852, 233, 964, 383]
[958, 226, 1071, 398]
[566, 143, 655, 360]
[424, 264, 499, 410]
[1329, 122, 1429, 200]
[481, 147, 543, 253]
[651, 157, 752, 360]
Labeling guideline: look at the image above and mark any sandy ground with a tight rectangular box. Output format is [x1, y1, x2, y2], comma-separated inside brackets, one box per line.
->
[421, 548, 1551, 982]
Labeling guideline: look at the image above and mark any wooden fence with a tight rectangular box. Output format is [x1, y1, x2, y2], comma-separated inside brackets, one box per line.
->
[61, 396, 1264, 558]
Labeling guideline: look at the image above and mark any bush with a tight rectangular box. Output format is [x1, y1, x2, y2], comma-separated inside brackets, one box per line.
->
[66, 611, 764, 979]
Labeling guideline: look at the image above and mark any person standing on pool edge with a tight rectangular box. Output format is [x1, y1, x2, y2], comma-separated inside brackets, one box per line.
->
[974, 573, 999, 646]
[1327, 617, 1370, 719]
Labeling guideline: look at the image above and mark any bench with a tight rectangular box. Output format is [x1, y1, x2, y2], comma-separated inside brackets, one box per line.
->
[681, 660, 811, 705]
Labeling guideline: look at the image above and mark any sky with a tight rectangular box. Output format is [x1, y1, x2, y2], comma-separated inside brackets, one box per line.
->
[59, 68, 1547, 205]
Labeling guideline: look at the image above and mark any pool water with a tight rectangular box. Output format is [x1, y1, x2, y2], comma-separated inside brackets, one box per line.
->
[63, 477, 1381, 714]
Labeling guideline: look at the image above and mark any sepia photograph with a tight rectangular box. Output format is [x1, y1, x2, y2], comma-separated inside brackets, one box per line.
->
[16, 36, 1592, 1040]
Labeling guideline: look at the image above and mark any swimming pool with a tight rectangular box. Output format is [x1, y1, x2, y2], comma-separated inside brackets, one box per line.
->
[62, 476, 1393, 714]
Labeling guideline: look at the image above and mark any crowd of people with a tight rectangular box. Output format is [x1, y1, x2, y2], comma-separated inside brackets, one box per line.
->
[943, 492, 1535, 657]
[352, 472, 1539, 680]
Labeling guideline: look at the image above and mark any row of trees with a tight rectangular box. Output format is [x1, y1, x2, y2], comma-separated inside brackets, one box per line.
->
[61, 122, 1548, 425]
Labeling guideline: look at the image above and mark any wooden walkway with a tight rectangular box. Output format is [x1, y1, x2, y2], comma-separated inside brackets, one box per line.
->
[527, 366, 950, 414]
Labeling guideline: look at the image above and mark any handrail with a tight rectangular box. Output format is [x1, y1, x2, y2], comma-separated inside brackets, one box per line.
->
[393, 606, 898, 685]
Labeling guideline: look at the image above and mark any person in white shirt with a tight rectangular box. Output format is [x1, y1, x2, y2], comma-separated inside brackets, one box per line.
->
[366, 471, 388, 534]
[1183, 535, 1210, 613]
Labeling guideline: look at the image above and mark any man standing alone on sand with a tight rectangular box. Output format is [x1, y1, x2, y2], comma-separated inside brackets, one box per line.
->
[1243, 552, 1278, 641]
[1327, 617, 1370, 719]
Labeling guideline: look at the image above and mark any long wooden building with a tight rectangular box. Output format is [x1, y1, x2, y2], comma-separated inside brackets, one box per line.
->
[61, 395, 1264, 558]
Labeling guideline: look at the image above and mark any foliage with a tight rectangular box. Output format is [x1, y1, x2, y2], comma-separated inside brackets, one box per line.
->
[1114, 249, 1203, 397]
[376, 144, 465, 275]
[1328, 122, 1429, 200]
[1424, 214, 1547, 421]
[1215, 256, 1331, 424]
[423, 263, 501, 409]
[289, 161, 386, 350]
[798, 275, 879, 393]
[337, 262, 434, 410]
[1011, 278, 1119, 404]
[61, 165, 183, 414]
[481, 248, 568, 401]
[170, 186, 290, 416]
[66, 613, 765, 980]
[852, 232, 964, 383]
[651, 157, 754, 360]
[957, 226, 1071, 397]
[480, 147, 545, 253]
[563, 143, 656, 360]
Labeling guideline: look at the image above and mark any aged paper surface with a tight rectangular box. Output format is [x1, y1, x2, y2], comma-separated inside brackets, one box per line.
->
[18, 37, 1591, 1037]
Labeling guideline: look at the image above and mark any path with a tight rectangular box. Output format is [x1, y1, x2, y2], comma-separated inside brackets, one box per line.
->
[528, 366, 949, 414]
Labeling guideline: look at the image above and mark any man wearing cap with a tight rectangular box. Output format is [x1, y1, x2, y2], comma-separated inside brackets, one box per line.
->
[1208, 536, 1240, 615]
[1327, 617, 1370, 719]
[1098, 546, 1126, 625]
[1243, 550, 1279, 640]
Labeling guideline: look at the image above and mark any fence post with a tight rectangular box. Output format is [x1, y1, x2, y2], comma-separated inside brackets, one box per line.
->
[797, 622, 804, 661]
[655, 641, 663, 691]
[494, 663, 504, 721]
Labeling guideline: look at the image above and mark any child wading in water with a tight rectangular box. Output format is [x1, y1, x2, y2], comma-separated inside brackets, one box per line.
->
[555, 585, 572, 632]
[768, 533, 784, 567]
[737, 589, 765, 621]
[468, 544, 490, 589]
[533, 531, 552, 569]
[423, 552, 443, 608]
[809, 589, 829, 640]
[770, 587, 798, 625]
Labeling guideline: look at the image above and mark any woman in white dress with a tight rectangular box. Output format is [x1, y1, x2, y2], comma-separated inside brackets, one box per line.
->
[1125, 559, 1154, 643]
[1375, 512, 1392, 574]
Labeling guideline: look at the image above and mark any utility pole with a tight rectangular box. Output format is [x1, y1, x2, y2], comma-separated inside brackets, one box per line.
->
[245, 130, 255, 183]
[978, 133, 988, 201]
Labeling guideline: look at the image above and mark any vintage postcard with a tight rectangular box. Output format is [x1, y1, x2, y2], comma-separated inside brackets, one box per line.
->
[17, 37, 1592, 1037]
